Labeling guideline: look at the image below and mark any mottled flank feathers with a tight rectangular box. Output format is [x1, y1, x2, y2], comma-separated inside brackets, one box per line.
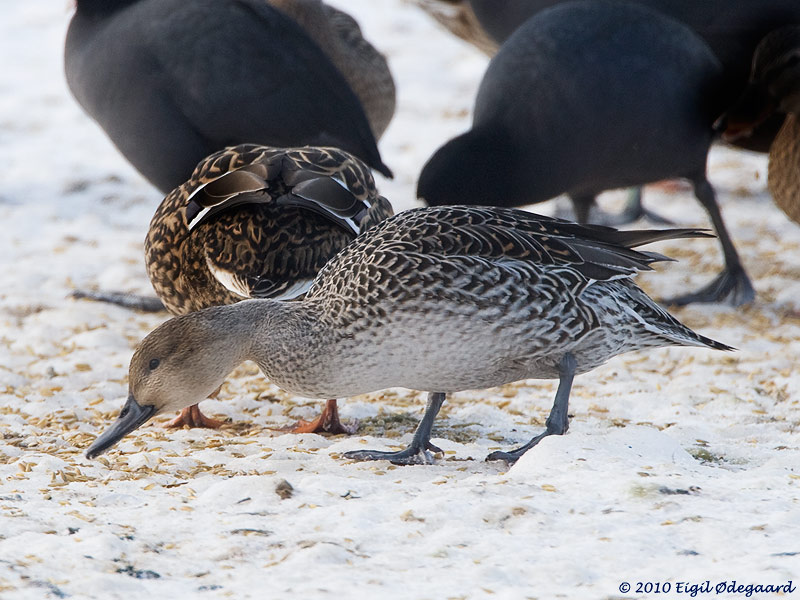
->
[307, 206, 731, 369]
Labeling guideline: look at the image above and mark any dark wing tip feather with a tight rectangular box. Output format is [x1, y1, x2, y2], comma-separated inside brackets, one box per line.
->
[382, 206, 716, 282]
[609, 228, 715, 249]
[697, 335, 736, 352]
[638, 250, 675, 264]
[178, 145, 391, 233]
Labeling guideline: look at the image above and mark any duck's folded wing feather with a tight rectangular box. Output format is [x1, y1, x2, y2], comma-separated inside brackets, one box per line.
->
[204, 254, 315, 301]
[183, 145, 384, 234]
[332, 206, 713, 283]
[198, 206, 354, 301]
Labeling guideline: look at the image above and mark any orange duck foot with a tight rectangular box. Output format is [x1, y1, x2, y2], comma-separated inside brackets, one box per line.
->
[163, 404, 225, 429]
[286, 399, 357, 435]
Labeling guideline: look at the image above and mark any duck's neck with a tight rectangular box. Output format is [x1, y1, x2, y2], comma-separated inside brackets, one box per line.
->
[209, 299, 328, 393]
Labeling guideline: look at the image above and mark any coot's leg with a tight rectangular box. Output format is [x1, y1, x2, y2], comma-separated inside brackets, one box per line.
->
[569, 192, 672, 226]
[570, 194, 596, 224]
[664, 175, 755, 306]
[613, 187, 675, 225]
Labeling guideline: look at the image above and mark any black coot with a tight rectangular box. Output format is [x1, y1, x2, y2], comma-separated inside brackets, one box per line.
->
[418, 0, 754, 306]
[467, 0, 800, 150]
[65, 0, 391, 193]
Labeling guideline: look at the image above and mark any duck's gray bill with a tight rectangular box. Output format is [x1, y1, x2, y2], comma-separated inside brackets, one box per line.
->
[85, 394, 156, 459]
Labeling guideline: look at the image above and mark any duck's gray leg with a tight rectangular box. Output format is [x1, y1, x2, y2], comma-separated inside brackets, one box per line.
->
[663, 176, 755, 306]
[486, 353, 576, 464]
[343, 392, 445, 466]
[71, 290, 166, 312]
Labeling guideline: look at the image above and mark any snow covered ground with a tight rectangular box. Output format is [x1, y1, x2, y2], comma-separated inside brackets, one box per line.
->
[1, 2, 799, 599]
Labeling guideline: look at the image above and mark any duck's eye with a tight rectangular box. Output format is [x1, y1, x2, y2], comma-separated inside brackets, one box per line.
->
[149, 358, 160, 371]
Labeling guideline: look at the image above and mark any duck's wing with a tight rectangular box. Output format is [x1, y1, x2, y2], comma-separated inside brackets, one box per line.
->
[196, 202, 355, 301]
[322, 205, 712, 285]
[176, 145, 390, 302]
[182, 145, 388, 237]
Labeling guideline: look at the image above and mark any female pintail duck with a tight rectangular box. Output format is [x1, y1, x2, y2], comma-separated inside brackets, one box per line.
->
[717, 26, 800, 226]
[86, 206, 731, 464]
[145, 143, 392, 432]
[65, 0, 391, 194]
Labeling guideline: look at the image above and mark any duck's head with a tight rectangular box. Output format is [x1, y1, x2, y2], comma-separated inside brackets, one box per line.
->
[86, 309, 247, 459]
[718, 26, 800, 141]
[752, 26, 800, 116]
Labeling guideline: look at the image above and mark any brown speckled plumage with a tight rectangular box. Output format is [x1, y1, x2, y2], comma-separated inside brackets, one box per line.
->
[146, 144, 393, 315]
[722, 26, 800, 227]
[770, 114, 800, 223]
[409, 0, 499, 56]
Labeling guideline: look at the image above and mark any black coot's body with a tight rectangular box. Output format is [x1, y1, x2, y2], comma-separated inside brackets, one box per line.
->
[469, 0, 799, 74]
[466, 0, 560, 45]
[65, 0, 391, 193]
[467, 0, 800, 151]
[418, 1, 754, 306]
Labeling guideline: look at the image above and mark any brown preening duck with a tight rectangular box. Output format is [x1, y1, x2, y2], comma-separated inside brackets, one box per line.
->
[144, 144, 393, 431]
[86, 206, 731, 465]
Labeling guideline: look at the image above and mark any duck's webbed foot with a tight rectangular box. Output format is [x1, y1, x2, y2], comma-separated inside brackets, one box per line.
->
[288, 399, 358, 435]
[343, 392, 446, 466]
[344, 440, 444, 466]
[485, 426, 564, 464]
[71, 289, 166, 312]
[163, 404, 225, 429]
[486, 353, 575, 465]
[663, 266, 755, 307]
